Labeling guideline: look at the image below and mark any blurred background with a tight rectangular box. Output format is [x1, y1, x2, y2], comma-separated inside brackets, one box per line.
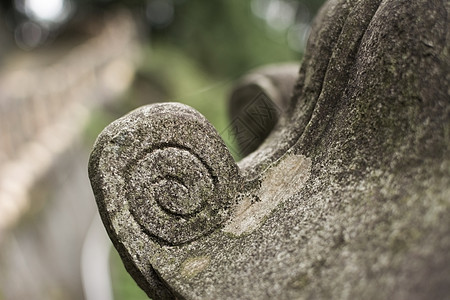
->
[0, 0, 325, 299]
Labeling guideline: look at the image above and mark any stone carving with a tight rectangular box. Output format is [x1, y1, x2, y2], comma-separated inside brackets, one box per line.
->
[89, 103, 240, 245]
[228, 63, 298, 156]
[89, 0, 449, 299]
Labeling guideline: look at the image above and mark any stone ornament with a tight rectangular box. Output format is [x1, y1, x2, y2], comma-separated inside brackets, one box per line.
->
[89, 0, 449, 299]
[228, 63, 299, 156]
[89, 103, 240, 245]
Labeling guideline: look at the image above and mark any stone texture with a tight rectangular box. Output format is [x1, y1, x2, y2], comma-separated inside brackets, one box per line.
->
[228, 63, 299, 156]
[89, 0, 450, 299]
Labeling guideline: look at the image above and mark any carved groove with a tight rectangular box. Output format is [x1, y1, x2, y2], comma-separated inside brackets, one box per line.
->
[126, 146, 215, 240]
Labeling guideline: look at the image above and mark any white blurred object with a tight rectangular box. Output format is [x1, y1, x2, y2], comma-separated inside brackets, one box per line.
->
[25, 0, 73, 24]
[81, 214, 113, 300]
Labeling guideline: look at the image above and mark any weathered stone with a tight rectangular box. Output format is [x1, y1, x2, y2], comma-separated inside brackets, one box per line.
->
[89, 0, 450, 299]
[228, 63, 298, 156]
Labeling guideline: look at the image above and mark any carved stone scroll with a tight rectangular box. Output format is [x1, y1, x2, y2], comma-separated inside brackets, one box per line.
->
[89, 0, 449, 299]
[89, 103, 241, 245]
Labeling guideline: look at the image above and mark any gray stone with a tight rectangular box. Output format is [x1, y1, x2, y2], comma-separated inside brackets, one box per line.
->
[88, 0, 450, 299]
[228, 63, 299, 156]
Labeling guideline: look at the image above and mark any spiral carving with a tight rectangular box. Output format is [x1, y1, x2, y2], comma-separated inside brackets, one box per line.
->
[90, 103, 240, 245]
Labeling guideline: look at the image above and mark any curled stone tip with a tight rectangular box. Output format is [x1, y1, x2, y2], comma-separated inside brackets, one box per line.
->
[89, 103, 240, 245]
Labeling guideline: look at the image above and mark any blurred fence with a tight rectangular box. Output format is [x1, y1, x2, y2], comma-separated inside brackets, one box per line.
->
[0, 10, 139, 236]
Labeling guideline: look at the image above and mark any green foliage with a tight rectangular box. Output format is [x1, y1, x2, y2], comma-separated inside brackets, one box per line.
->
[154, 0, 301, 78]
[109, 250, 149, 300]
[83, 108, 118, 150]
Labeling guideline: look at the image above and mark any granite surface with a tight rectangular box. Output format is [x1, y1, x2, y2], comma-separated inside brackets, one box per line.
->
[89, 0, 450, 299]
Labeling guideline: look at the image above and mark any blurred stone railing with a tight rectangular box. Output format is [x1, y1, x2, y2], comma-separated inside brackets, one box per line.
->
[0, 10, 140, 234]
